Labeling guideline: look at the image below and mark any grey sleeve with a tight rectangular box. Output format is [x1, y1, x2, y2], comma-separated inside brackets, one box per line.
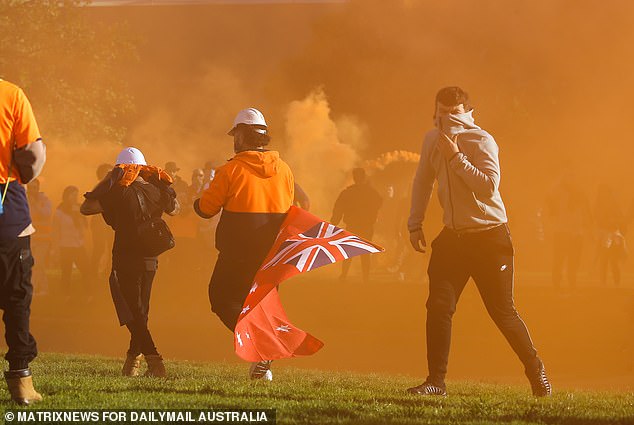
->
[14, 139, 46, 184]
[448, 135, 500, 197]
[408, 138, 435, 232]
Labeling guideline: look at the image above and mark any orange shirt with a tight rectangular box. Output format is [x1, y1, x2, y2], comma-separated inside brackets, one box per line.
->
[198, 150, 294, 216]
[0, 80, 41, 184]
[195, 150, 294, 255]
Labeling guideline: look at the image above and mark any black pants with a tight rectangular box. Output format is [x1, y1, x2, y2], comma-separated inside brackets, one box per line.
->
[341, 227, 374, 281]
[426, 225, 539, 385]
[109, 258, 159, 356]
[0, 236, 37, 370]
[209, 252, 264, 332]
[552, 231, 582, 287]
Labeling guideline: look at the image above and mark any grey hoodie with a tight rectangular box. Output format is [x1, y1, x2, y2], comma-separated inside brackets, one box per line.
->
[408, 110, 507, 233]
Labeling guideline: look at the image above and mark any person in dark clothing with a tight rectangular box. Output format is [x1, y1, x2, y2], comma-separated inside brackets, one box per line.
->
[90, 163, 113, 278]
[293, 182, 310, 211]
[407, 87, 551, 397]
[330, 168, 383, 282]
[81, 147, 178, 377]
[0, 79, 46, 404]
[194, 108, 294, 381]
[165, 161, 188, 197]
[189, 168, 205, 202]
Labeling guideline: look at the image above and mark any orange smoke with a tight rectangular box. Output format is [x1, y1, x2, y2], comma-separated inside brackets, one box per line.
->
[365, 150, 421, 171]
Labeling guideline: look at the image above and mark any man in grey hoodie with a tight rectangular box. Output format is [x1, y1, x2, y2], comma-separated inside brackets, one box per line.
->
[407, 87, 551, 397]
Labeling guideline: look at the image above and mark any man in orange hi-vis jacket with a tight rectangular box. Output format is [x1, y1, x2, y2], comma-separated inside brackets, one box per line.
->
[194, 108, 294, 382]
[0, 79, 46, 405]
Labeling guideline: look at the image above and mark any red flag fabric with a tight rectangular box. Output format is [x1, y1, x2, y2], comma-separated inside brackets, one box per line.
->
[234, 206, 384, 362]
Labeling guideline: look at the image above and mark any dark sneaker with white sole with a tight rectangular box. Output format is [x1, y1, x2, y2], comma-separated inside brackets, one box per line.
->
[407, 381, 447, 396]
[526, 359, 552, 397]
[249, 360, 273, 381]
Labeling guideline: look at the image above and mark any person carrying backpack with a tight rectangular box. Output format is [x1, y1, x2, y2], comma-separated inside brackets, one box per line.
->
[81, 147, 179, 377]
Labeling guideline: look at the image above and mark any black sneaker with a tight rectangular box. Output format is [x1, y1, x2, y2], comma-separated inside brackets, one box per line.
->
[249, 360, 273, 381]
[526, 359, 552, 397]
[407, 381, 447, 396]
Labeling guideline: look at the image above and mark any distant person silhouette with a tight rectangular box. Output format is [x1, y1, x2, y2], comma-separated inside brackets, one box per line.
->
[330, 168, 382, 283]
[188, 168, 205, 202]
[293, 183, 311, 211]
[594, 184, 626, 286]
[164, 161, 188, 197]
[546, 171, 592, 288]
[52, 185, 89, 296]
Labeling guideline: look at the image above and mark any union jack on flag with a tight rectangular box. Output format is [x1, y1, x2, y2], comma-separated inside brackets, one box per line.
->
[233, 206, 384, 362]
[261, 222, 382, 274]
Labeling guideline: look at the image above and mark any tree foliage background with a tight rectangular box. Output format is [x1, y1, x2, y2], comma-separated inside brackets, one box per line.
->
[0, 0, 136, 143]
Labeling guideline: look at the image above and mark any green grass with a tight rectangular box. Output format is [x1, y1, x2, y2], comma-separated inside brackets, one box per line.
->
[0, 353, 632, 424]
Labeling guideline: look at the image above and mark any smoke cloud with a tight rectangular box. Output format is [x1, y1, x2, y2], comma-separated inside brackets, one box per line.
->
[283, 88, 364, 217]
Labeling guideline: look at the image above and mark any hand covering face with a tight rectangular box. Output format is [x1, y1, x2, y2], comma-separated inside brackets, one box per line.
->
[84, 164, 173, 200]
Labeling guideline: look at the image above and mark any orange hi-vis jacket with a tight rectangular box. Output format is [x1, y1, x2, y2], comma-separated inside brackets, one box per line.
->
[195, 150, 294, 254]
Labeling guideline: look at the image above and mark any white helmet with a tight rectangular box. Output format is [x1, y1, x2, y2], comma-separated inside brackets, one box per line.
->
[115, 147, 147, 165]
[228, 108, 268, 136]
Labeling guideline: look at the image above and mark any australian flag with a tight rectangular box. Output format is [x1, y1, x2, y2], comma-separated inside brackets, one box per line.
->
[234, 206, 384, 362]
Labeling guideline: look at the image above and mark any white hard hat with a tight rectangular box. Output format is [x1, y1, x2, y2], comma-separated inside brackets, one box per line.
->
[228, 108, 268, 136]
[115, 147, 147, 166]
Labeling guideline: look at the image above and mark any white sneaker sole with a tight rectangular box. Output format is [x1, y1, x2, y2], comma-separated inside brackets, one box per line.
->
[249, 362, 273, 381]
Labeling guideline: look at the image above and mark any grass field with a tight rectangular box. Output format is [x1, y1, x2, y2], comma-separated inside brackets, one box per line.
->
[0, 353, 632, 424]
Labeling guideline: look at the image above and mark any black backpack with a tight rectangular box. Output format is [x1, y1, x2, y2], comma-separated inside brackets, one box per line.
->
[133, 185, 175, 257]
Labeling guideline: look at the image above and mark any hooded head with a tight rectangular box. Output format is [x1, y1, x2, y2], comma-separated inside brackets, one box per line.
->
[234, 151, 280, 178]
[433, 86, 479, 135]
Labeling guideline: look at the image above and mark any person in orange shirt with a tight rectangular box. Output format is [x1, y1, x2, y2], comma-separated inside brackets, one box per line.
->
[194, 108, 294, 381]
[0, 79, 46, 405]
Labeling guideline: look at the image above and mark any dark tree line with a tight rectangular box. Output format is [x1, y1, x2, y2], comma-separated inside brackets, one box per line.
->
[0, 0, 136, 142]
